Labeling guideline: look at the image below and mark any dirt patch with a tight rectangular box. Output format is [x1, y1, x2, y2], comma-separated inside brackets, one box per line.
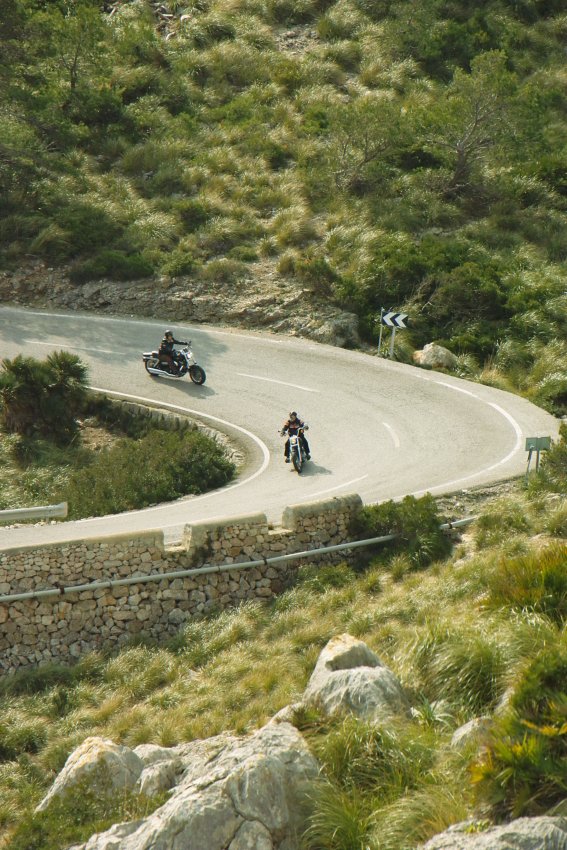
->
[78, 419, 123, 453]
[434, 478, 525, 522]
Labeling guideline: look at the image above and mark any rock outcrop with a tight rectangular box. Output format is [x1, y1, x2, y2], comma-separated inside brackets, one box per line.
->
[303, 633, 410, 720]
[36, 737, 144, 812]
[422, 816, 567, 849]
[413, 343, 458, 371]
[0, 261, 360, 348]
[63, 722, 318, 850]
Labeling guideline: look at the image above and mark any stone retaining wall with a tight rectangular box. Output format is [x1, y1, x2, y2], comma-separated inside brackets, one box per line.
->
[0, 494, 362, 674]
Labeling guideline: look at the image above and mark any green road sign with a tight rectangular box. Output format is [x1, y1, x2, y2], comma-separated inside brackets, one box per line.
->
[525, 436, 551, 451]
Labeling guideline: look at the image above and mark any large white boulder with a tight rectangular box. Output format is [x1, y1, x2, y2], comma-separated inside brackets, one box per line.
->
[303, 634, 409, 720]
[71, 722, 319, 850]
[422, 816, 567, 849]
[413, 343, 458, 371]
[36, 737, 144, 812]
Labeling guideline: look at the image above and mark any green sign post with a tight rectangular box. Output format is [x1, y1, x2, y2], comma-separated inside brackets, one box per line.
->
[525, 436, 552, 480]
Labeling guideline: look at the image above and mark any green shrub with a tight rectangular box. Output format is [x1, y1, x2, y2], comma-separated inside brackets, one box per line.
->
[410, 625, 507, 714]
[52, 204, 121, 256]
[158, 248, 196, 276]
[191, 16, 236, 47]
[267, 0, 317, 24]
[485, 542, 567, 625]
[471, 639, 567, 818]
[68, 251, 153, 283]
[474, 497, 532, 549]
[303, 781, 375, 850]
[543, 500, 567, 538]
[199, 257, 247, 282]
[313, 716, 435, 795]
[0, 664, 75, 698]
[296, 562, 357, 593]
[529, 423, 567, 494]
[0, 720, 47, 761]
[60, 429, 235, 519]
[6, 768, 165, 850]
[349, 494, 452, 569]
[369, 784, 472, 850]
[0, 352, 88, 445]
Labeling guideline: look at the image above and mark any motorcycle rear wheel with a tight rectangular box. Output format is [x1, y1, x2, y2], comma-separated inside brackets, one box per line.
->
[190, 365, 206, 385]
[144, 358, 159, 373]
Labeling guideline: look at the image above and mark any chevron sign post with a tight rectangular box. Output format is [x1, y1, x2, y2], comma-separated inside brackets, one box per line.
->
[377, 309, 410, 358]
[382, 311, 408, 328]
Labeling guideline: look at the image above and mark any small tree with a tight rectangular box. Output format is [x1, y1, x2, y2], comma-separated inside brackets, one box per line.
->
[414, 51, 517, 196]
[0, 351, 88, 444]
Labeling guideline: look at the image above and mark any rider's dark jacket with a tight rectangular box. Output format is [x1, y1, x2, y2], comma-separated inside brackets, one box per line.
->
[282, 416, 305, 435]
[159, 335, 183, 356]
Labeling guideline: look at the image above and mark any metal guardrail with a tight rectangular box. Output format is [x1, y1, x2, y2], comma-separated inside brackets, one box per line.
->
[0, 502, 68, 523]
[0, 517, 477, 605]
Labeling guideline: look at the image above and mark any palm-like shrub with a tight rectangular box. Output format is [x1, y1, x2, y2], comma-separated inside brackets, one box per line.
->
[471, 638, 567, 818]
[0, 352, 88, 444]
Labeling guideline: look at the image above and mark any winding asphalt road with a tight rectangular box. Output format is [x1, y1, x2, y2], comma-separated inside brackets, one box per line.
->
[0, 305, 558, 550]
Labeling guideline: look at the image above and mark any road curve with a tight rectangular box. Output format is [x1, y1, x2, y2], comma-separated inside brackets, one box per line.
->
[0, 305, 558, 550]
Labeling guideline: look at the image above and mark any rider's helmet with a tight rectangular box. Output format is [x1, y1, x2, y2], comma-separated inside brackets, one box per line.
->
[164, 329, 173, 338]
[290, 411, 297, 418]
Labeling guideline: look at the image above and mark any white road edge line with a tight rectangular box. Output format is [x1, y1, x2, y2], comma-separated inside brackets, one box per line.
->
[237, 373, 319, 393]
[437, 381, 478, 397]
[408, 401, 524, 498]
[382, 421, 400, 448]
[308, 475, 369, 499]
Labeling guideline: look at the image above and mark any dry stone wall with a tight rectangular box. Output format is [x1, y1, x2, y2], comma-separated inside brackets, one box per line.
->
[0, 494, 361, 675]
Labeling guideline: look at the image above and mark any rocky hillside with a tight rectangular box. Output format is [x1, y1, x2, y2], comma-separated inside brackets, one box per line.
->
[1, 260, 361, 348]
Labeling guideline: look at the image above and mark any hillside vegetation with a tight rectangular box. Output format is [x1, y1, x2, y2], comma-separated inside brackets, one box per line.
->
[2, 0, 566, 413]
[0, 430, 565, 849]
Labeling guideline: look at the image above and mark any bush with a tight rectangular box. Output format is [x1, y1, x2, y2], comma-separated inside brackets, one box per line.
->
[473, 497, 531, 549]
[349, 494, 452, 569]
[485, 543, 567, 626]
[529, 423, 567, 494]
[158, 248, 196, 276]
[267, 0, 317, 24]
[296, 562, 356, 593]
[313, 716, 435, 794]
[60, 429, 235, 519]
[0, 719, 47, 761]
[68, 251, 153, 283]
[471, 640, 567, 818]
[6, 768, 165, 850]
[410, 625, 507, 714]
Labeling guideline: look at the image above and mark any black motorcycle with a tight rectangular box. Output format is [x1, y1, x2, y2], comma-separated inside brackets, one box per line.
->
[142, 342, 206, 384]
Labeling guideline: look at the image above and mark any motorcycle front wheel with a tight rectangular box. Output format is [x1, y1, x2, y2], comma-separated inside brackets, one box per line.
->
[189, 364, 206, 385]
[292, 451, 302, 473]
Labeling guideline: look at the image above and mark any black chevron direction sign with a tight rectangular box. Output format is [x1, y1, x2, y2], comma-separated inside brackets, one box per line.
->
[381, 311, 408, 328]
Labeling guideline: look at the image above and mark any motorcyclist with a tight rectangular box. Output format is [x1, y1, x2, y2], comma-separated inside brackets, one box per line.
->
[158, 330, 187, 373]
[280, 411, 310, 462]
